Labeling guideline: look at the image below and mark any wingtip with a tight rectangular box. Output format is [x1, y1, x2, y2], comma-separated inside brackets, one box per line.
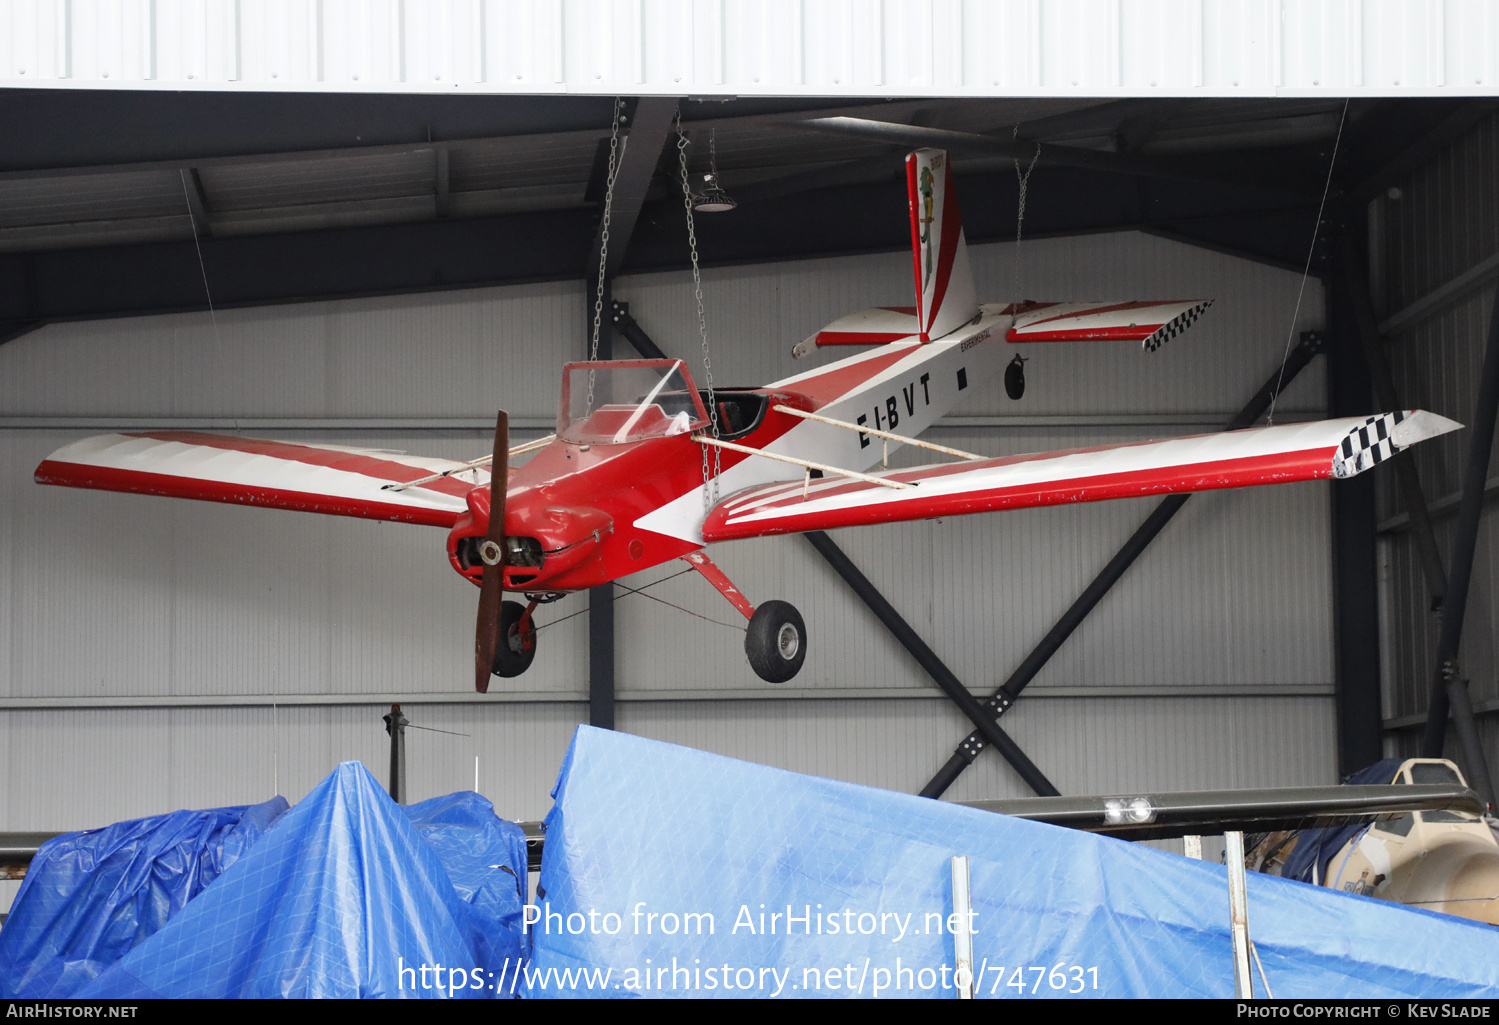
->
[1334, 409, 1463, 479]
[1394, 409, 1464, 446]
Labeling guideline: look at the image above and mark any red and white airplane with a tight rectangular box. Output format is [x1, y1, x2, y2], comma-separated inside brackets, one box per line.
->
[35, 149, 1460, 691]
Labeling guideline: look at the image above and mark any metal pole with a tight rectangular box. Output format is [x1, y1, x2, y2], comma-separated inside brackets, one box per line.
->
[1421, 279, 1499, 781]
[589, 585, 616, 730]
[921, 334, 1324, 798]
[382, 703, 408, 804]
[1447, 677, 1495, 809]
[1226, 830, 1254, 999]
[950, 856, 974, 1000]
[805, 530, 1060, 796]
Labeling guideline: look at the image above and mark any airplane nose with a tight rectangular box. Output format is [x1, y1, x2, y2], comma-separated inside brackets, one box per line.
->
[1444, 851, 1499, 925]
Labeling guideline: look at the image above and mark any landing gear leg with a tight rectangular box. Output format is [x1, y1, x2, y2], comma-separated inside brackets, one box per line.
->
[683, 551, 807, 683]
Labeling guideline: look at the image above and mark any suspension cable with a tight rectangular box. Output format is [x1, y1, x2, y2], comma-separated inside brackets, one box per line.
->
[585, 98, 626, 414]
[675, 111, 721, 504]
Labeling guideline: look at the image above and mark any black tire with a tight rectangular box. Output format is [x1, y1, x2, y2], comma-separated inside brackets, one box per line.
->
[745, 600, 806, 683]
[492, 600, 538, 678]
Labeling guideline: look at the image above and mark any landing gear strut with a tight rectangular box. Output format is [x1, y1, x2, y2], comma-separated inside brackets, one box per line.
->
[684, 551, 807, 683]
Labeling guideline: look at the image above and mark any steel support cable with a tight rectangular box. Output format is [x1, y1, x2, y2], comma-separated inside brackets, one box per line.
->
[920, 333, 1325, 799]
[1420, 277, 1499, 809]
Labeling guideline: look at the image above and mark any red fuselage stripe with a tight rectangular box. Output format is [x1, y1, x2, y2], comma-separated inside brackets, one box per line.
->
[774, 347, 917, 409]
[35, 460, 461, 527]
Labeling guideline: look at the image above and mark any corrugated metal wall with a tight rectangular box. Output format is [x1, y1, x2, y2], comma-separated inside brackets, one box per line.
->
[0, 0, 1494, 97]
[1374, 111, 1499, 764]
[0, 228, 1334, 910]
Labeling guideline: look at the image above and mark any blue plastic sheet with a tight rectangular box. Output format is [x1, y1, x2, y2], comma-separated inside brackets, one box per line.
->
[0, 796, 288, 998]
[529, 726, 1499, 999]
[73, 762, 528, 998]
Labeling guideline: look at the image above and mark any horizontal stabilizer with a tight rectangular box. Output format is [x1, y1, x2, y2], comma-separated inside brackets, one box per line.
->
[1005, 299, 1213, 351]
[702, 410, 1461, 541]
[792, 306, 919, 358]
[35, 432, 489, 527]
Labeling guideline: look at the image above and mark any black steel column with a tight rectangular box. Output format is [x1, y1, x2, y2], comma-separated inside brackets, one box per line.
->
[1339, 235, 1447, 608]
[922, 333, 1325, 798]
[587, 276, 616, 730]
[1327, 276, 1385, 776]
[1420, 280, 1499, 806]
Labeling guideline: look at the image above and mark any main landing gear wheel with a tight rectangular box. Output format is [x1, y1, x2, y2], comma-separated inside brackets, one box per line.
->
[492, 600, 538, 678]
[745, 600, 806, 683]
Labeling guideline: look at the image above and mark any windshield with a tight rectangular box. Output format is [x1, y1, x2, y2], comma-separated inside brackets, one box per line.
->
[559, 360, 708, 445]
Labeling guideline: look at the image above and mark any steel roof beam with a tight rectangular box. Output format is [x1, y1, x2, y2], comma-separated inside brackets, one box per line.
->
[1348, 99, 1499, 204]
[794, 116, 1319, 196]
[586, 97, 680, 287]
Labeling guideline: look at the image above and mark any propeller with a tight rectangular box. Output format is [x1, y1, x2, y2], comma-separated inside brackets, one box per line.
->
[474, 410, 509, 693]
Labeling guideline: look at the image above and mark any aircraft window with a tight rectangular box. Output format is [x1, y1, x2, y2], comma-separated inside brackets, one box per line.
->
[1377, 813, 1415, 837]
[701, 392, 769, 441]
[1422, 810, 1473, 823]
[1408, 762, 1463, 786]
[559, 361, 707, 444]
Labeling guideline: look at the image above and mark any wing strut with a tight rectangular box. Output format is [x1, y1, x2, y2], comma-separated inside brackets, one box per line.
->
[693, 435, 911, 490]
[771, 403, 982, 462]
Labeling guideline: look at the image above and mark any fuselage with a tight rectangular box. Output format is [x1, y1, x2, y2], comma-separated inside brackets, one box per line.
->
[445, 311, 1010, 595]
[445, 388, 817, 592]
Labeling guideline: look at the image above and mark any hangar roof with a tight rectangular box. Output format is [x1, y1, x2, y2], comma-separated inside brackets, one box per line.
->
[0, 90, 1492, 343]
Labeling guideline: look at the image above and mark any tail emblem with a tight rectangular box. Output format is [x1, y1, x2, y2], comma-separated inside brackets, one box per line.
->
[919, 166, 935, 292]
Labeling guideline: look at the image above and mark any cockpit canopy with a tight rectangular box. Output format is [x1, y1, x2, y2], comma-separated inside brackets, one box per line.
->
[558, 359, 709, 445]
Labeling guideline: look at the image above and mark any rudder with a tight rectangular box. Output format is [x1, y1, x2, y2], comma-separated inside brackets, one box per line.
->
[906, 149, 978, 343]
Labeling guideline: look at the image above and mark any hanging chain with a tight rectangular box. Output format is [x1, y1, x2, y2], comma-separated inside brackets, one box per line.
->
[585, 98, 626, 413]
[709, 126, 720, 183]
[1012, 131, 1041, 302]
[676, 112, 721, 504]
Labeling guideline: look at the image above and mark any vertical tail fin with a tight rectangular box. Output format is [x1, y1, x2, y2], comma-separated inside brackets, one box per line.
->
[906, 149, 978, 343]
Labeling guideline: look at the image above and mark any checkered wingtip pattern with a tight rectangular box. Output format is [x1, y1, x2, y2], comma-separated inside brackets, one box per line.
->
[1334, 411, 1410, 477]
[1142, 300, 1213, 352]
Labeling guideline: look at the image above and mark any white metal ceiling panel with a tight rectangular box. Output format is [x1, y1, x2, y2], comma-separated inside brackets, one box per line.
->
[0, 0, 1496, 96]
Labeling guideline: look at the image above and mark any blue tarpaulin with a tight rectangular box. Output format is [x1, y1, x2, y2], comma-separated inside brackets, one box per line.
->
[0, 796, 288, 998]
[2, 763, 529, 999]
[529, 726, 1499, 999]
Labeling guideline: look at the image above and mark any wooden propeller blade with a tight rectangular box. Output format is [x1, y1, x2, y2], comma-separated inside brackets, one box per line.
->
[474, 411, 509, 693]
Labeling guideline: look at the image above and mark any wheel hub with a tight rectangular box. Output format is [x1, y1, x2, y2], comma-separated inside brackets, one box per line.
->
[776, 623, 800, 660]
